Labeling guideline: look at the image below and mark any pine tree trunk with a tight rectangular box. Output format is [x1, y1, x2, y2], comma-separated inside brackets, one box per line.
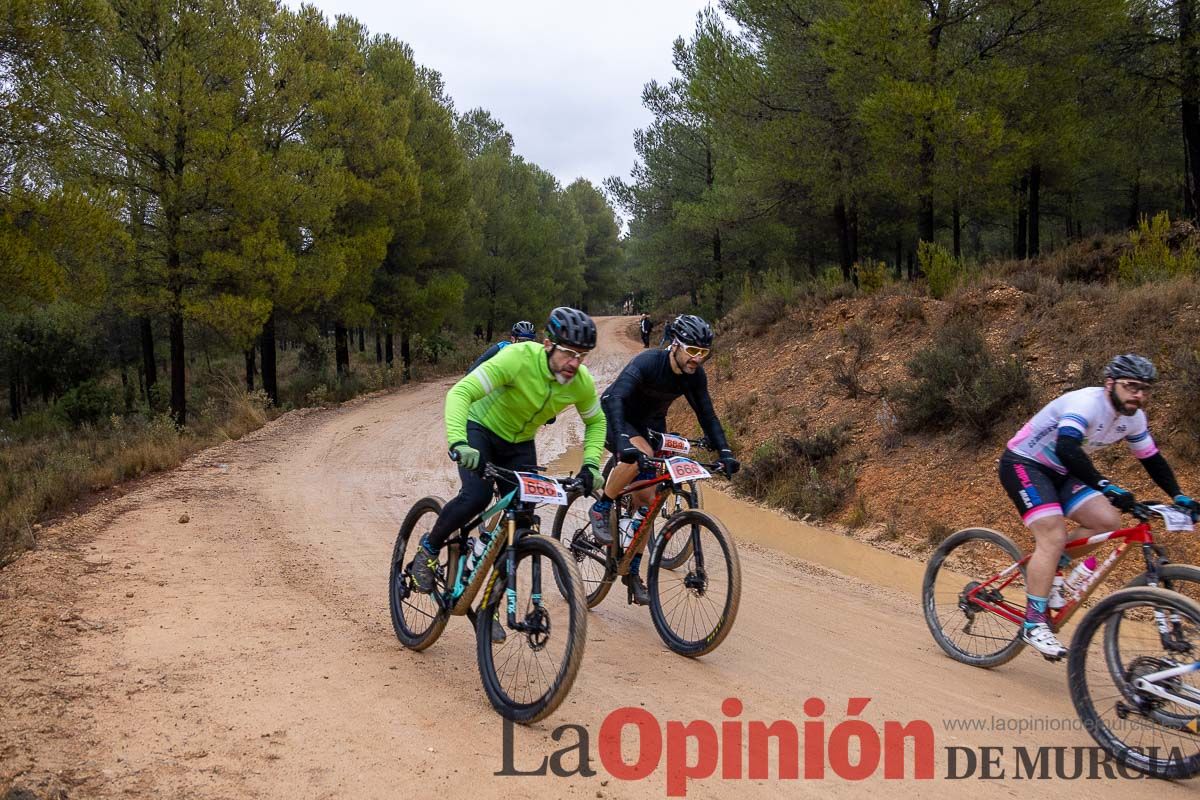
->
[260, 311, 277, 406]
[835, 199, 853, 281]
[334, 323, 350, 377]
[244, 347, 256, 392]
[401, 330, 412, 382]
[1016, 176, 1029, 259]
[140, 316, 156, 405]
[375, 330, 383, 364]
[1028, 163, 1041, 257]
[918, 134, 935, 249]
[712, 228, 724, 314]
[169, 296, 186, 427]
[8, 362, 21, 421]
[1182, 0, 1200, 221]
[385, 331, 394, 366]
[895, 237, 903, 280]
[1129, 173, 1142, 229]
[952, 196, 962, 260]
[358, 327, 365, 352]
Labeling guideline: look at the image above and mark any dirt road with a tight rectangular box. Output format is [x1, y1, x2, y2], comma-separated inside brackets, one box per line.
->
[1, 317, 1190, 798]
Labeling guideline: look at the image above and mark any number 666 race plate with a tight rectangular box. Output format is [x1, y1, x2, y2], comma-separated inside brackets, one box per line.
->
[665, 457, 711, 484]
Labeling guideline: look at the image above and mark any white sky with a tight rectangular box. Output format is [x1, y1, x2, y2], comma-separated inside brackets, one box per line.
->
[287, 0, 714, 203]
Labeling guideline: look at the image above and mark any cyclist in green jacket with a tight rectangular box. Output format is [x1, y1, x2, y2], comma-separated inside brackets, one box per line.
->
[409, 307, 607, 593]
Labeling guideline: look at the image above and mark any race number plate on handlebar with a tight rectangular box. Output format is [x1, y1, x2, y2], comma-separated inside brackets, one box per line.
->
[1149, 504, 1195, 532]
[515, 472, 569, 506]
[665, 456, 711, 484]
[653, 431, 691, 455]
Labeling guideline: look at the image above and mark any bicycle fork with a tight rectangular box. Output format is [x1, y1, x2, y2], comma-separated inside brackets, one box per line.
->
[499, 516, 551, 647]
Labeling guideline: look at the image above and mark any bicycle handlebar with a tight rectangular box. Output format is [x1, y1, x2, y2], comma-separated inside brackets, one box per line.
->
[1127, 501, 1200, 524]
[636, 453, 731, 479]
[482, 463, 585, 493]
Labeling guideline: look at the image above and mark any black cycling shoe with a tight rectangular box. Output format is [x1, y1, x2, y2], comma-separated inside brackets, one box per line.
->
[408, 544, 438, 594]
[624, 572, 650, 606]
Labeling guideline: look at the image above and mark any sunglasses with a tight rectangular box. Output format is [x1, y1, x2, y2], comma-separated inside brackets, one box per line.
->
[1116, 380, 1153, 395]
[553, 344, 590, 361]
[674, 339, 710, 360]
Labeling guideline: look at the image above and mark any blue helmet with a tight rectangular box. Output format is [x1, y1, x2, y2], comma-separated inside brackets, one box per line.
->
[511, 320, 536, 340]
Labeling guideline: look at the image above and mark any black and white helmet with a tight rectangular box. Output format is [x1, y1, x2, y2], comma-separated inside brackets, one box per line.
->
[546, 307, 597, 350]
[511, 320, 536, 340]
[672, 314, 713, 348]
[1104, 354, 1157, 383]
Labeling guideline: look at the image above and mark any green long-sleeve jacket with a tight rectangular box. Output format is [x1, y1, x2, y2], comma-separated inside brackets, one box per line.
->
[445, 341, 606, 466]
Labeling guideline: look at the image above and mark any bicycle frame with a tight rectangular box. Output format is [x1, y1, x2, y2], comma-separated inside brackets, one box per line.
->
[608, 457, 713, 576]
[443, 488, 520, 616]
[965, 518, 1168, 631]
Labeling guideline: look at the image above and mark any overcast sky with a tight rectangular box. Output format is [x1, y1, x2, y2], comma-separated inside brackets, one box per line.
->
[288, 0, 713, 205]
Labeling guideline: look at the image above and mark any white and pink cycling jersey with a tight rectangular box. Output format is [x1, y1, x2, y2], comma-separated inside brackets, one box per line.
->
[1007, 386, 1158, 473]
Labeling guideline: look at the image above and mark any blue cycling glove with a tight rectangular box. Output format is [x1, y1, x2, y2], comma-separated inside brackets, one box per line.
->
[1099, 481, 1136, 512]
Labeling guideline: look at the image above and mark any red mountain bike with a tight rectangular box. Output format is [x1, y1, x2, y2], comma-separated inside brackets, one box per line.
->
[552, 447, 741, 657]
[923, 501, 1200, 668]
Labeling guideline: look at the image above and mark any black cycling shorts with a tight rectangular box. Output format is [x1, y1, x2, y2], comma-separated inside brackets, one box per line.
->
[998, 450, 1100, 527]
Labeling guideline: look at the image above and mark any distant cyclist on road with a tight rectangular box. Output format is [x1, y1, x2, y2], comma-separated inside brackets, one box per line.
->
[589, 314, 739, 604]
[410, 308, 607, 599]
[999, 354, 1199, 659]
[466, 320, 538, 374]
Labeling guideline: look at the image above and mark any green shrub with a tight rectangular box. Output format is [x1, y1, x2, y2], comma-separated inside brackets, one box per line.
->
[1118, 212, 1199, 284]
[891, 322, 1032, 440]
[919, 241, 964, 299]
[734, 425, 856, 519]
[56, 379, 121, 427]
[856, 260, 890, 294]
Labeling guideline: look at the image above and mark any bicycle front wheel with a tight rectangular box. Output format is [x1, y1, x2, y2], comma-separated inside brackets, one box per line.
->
[647, 509, 741, 657]
[1068, 587, 1200, 779]
[388, 496, 450, 651]
[476, 534, 588, 724]
[551, 490, 613, 608]
[922, 528, 1026, 668]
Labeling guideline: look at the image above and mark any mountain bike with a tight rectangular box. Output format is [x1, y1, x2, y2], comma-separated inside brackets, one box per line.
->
[923, 501, 1200, 668]
[552, 452, 740, 657]
[388, 464, 588, 724]
[1068, 584, 1200, 779]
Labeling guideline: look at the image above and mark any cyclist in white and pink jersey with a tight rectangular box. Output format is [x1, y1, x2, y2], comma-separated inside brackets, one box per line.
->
[999, 354, 1199, 660]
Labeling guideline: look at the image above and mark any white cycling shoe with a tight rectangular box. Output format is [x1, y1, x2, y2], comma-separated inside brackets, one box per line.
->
[1021, 622, 1068, 661]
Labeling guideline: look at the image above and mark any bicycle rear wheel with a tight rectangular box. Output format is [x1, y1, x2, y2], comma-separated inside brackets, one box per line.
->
[647, 510, 741, 657]
[551, 490, 613, 608]
[476, 534, 588, 724]
[388, 496, 450, 651]
[1068, 587, 1200, 779]
[922, 527, 1026, 667]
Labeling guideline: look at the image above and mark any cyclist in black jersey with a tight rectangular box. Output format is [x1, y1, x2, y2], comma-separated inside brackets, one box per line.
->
[589, 314, 739, 604]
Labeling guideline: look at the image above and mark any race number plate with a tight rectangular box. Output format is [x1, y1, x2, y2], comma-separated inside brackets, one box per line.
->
[665, 457, 711, 484]
[515, 472, 568, 506]
[654, 431, 691, 455]
[1149, 504, 1195, 532]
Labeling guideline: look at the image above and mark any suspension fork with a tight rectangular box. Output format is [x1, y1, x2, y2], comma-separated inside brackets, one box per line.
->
[1141, 543, 1188, 648]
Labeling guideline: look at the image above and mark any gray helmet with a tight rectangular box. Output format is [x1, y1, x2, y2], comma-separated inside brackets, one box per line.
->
[1104, 354, 1157, 383]
[672, 314, 713, 348]
[546, 307, 596, 350]
[511, 320, 536, 340]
